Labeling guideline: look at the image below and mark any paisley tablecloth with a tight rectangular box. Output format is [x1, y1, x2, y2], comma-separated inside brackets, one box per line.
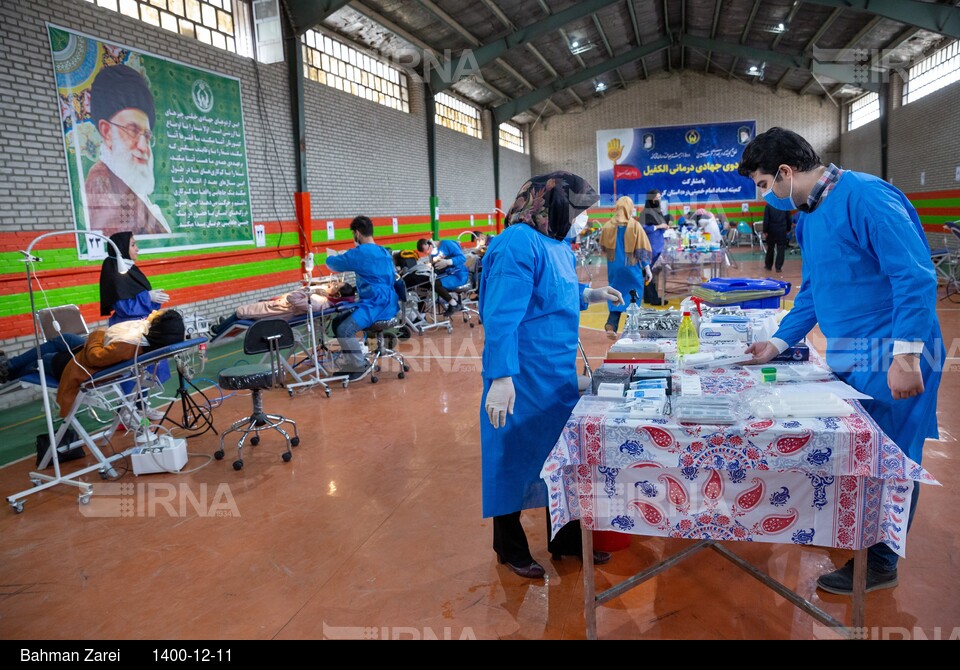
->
[541, 367, 937, 557]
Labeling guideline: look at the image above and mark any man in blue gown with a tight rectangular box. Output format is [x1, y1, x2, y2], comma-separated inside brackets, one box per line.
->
[740, 128, 943, 595]
[481, 172, 622, 578]
[327, 216, 398, 380]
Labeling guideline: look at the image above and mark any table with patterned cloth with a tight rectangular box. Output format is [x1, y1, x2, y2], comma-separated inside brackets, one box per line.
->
[540, 360, 938, 638]
[654, 248, 729, 297]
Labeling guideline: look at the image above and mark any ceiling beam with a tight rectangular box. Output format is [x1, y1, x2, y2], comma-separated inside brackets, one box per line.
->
[477, 0, 584, 111]
[803, 0, 960, 40]
[625, 0, 649, 79]
[284, 0, 353, 36]
[418, 0, 478, 46]
[770, 1, 802, 50]
[729, 0, 762, 79]
[679, 33, 880, 92]
[478, 0, 516, 32]
[493, 35, 672, 123]
[592, 13, 627, 90]
[428, 0, 622, 92]
[663, 0, 672, 70]
[415, 0, 564, 114]
[799, 15, 883, 95]
[681, 0, 687, 69]
[349, 1, 510, 101]
[828, 26, 920, 97]
[776, 6, 843, 90]
[705, 0, 724, 73]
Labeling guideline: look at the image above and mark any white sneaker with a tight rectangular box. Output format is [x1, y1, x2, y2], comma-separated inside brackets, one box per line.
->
[145, 406, 166, 422]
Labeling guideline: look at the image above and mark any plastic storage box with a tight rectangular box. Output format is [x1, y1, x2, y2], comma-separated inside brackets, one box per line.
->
[698, 277, 791, 309]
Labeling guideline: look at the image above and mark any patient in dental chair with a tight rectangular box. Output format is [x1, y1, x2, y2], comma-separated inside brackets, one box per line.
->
[209, 283, 354, 336]
[55, 310, 185, 417]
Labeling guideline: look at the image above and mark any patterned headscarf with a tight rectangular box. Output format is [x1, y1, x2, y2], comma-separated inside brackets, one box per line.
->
[504, 171, 600, 241]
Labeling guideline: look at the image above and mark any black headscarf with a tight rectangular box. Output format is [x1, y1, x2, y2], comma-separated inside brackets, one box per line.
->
[504, 171, 599, 241]
[99, 231, 152, 315]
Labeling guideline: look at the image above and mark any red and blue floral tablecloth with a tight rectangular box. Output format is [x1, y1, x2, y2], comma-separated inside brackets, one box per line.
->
[541, 367, 937, 557]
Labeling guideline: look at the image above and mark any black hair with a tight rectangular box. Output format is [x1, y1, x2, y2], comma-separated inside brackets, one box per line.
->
[416, 238, 433, 252]
[350, 215, 374, 238]
[738, 127, 822, 177]
[645, 189, 661, 209]
[144, 310, 185, 351]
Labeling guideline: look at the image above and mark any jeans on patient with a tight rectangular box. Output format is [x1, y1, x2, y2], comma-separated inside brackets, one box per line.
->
[7, 334, 86, 380]
[332, 313, 365, 371]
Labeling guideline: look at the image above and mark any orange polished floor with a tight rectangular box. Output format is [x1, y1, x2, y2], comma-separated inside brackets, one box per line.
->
[0, 256, 957, 640]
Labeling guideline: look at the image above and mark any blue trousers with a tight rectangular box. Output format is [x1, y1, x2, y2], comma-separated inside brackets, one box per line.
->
[332, 313, 366, 371]
[7, 334, 86, 380]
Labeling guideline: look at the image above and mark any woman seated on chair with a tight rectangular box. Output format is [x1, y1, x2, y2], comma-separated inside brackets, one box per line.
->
[55, 310, 185, 417]
[210, 283, 353, 336]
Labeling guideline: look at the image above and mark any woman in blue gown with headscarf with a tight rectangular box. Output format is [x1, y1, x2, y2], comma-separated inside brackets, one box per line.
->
[480, 172, 623, 578]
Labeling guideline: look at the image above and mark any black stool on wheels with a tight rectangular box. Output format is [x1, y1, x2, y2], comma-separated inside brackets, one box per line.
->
[215, 319, 300, 470]
[356, 278, 411, 384]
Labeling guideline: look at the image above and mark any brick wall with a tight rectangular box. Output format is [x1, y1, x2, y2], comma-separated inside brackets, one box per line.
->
[889, 79, 960, 192]
[839, 74, 960, 190]
[0, 0, 521, 364]
[498, 140, 531, 205]
[839, 120, 882, 175]
[436, 109, 494, 215]
[304, 74, 429, 217]
[529, 70, 841, 188]
[838, 74, 960, 250]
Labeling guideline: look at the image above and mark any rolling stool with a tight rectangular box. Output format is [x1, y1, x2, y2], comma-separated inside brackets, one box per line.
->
[215, 319, 300, 470]
[357, 279, 411, 383]
[451, 282, 481, 328]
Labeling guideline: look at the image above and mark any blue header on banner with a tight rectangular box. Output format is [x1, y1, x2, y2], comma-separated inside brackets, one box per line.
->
[596, 120, 757, 207]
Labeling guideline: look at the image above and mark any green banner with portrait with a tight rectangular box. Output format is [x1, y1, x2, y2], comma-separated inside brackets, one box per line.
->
[47, 24, 254, 257]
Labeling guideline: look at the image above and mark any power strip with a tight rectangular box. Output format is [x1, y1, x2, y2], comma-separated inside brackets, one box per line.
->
[131, 435, 188, 475]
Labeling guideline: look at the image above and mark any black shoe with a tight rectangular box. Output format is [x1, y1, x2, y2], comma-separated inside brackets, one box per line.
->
[444, 302, 461, 317]
[343, 364, 371, 381]
[497, 554, 545, 579]
[816, 559, 899, 595]
[764, 266, 773, 272]
[551, 550, 612, 565]
[775, 267, 783, 273]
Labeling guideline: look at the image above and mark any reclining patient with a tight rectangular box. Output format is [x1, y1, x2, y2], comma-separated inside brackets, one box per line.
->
[55, 310, 185, 418]
[210, 284, 353, 336]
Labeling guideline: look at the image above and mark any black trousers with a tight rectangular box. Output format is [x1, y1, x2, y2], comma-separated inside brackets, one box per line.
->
[492, 509, 583, 563]
[643, 253, 663, 305]
[765, 235, 788, 272]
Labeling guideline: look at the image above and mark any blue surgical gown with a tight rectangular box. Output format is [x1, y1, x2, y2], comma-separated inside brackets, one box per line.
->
[436, 239, 469, 290]
[606, 226, 649, 313]
[109, 291, 161, 326]
[479, 223, 588, 518]
[326, 243, 397, 330]
[773, 171, 943, 463]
